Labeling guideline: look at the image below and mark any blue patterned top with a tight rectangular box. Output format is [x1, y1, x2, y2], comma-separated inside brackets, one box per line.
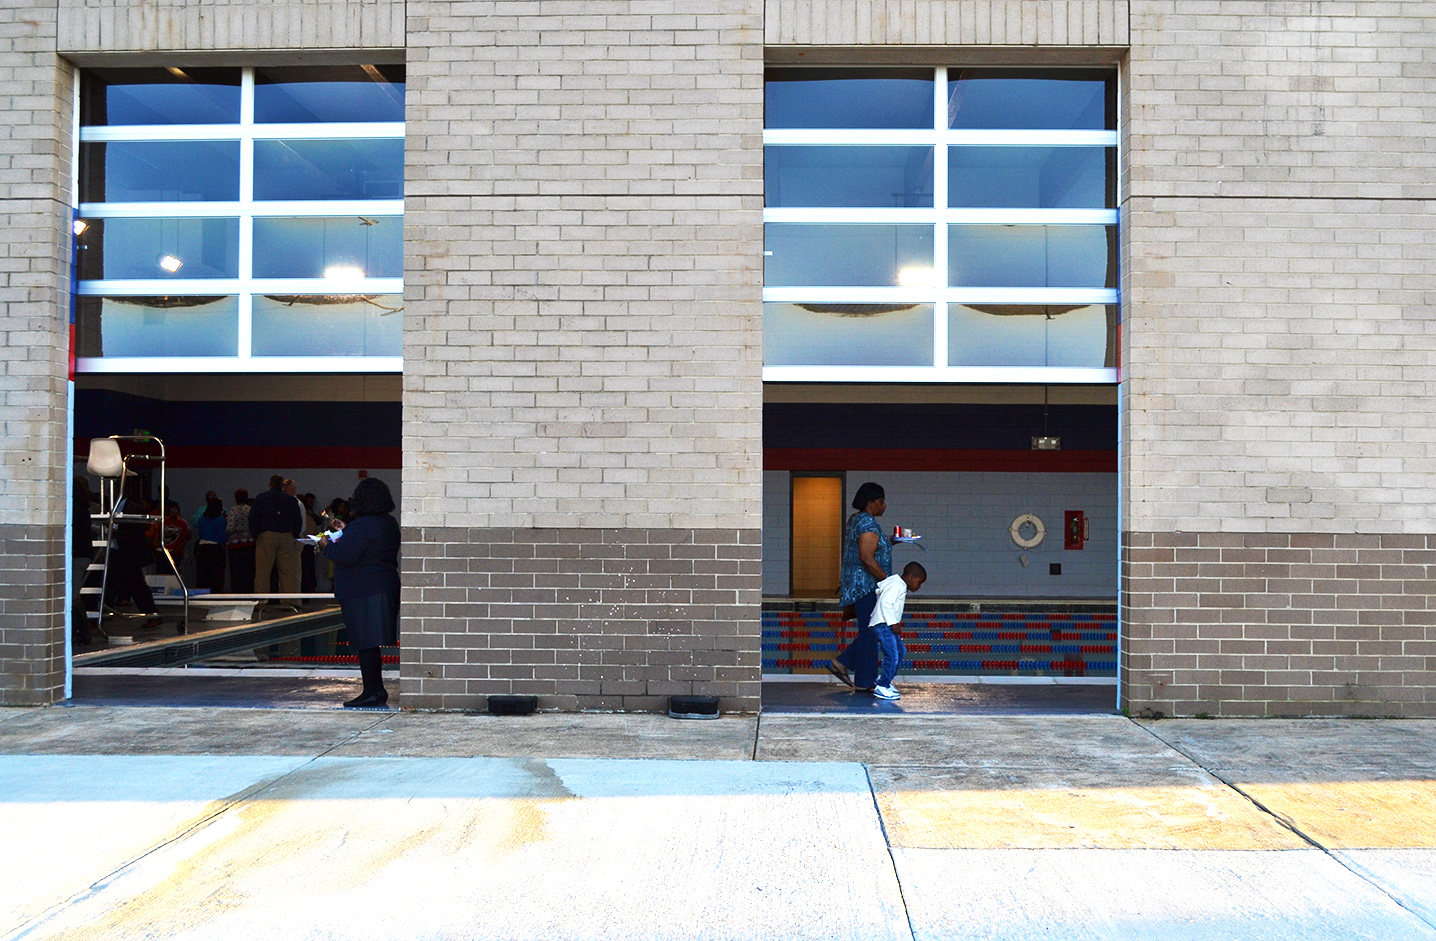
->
[839, 511, 892, 605]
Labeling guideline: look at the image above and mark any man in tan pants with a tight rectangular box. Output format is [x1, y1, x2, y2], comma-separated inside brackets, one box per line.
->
[249, 474, 303, 594]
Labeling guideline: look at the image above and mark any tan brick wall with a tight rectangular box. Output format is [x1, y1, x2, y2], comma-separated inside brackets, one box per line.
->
[1122, 2, 1436, 716]
[56, 0, 404, 58]
[0, 0, 71, 704]
[400, 0, 765, 710]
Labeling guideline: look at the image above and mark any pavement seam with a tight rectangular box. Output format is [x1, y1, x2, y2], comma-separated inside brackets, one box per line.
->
[2, 714, 395, 941]
[862, 763, 919, 941]
[751, 712, 761, 761]
[1131, 718, 1436, 936]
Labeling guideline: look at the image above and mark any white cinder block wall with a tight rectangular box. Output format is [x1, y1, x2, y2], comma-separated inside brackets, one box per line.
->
[764, 471, 1117, 599]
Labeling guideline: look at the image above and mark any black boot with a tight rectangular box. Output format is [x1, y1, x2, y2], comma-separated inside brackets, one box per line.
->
[344, 647, 389, 708]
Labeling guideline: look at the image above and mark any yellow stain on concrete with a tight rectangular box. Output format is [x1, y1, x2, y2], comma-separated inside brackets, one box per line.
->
[878, 784, 1308, 850]
[1240, 780, 1436, 850]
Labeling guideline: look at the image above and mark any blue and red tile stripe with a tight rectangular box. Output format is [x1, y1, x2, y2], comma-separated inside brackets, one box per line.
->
[762, 606, 1117, 677]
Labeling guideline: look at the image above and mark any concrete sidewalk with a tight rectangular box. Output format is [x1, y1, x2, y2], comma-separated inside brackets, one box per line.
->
[3, 707, 1436, 940]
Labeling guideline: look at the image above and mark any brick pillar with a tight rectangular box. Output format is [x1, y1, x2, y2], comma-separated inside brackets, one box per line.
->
[0, 3, 72, 705]
[401, 1, 766, 711]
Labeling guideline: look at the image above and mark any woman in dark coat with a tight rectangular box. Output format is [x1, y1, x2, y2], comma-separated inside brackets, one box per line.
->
[319, 477, 400, 708]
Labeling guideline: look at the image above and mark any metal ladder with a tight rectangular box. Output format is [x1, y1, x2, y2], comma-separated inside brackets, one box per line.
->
[80, 435, 190, 636]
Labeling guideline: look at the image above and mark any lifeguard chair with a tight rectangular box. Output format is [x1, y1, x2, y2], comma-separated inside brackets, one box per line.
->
[81, 435, 189, 636]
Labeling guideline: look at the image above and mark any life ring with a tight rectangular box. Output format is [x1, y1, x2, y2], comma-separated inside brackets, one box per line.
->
[1010, 513, 1045, 549]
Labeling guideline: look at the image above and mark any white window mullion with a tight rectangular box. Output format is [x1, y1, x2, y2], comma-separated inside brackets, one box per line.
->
[933, 67, 949, 369]
[239, 68, 255, 359]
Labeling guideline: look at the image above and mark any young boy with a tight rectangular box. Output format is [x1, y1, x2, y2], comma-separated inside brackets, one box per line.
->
[870, 561, 926, 700]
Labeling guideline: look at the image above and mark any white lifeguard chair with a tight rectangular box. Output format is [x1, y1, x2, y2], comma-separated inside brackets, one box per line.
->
[81, 435, 189, 636]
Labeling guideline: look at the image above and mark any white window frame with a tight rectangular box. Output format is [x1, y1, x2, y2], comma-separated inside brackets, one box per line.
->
[762, 66, 1119, 384]
[73, 67, 404, 374]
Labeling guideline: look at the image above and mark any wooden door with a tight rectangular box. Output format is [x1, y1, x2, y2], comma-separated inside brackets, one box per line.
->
[791, 475, 844, 598]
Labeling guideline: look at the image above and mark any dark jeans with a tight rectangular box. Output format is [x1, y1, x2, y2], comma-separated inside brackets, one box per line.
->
[227, 543, 255, 594]
[104, 547, 157, 614]
[835, 590, 881, 688]
[195, 543, 226, 592]
[301, 545, 317, 594]
[873, 622, 907, 689]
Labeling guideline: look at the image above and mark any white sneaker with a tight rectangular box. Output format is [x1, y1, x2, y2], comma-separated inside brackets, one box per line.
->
[873, 685, 900, 700]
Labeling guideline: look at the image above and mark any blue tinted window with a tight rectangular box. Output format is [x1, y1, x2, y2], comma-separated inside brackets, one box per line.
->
[947, 304, 1115, 368]
[252, 294, 402, 356]
[766, 302, 934, 366]
[77, 217, 240, 280]
[80, 68, 241, 126]
[80, 141, 240, 203]
[76, 296, 239, 357]
[254, 66, 405, 123]
[948, 225, 1116, 288]
[766, 146, 933, 208]
[948, 147, 1112, 209]
[947, 70, 1113, 130]
[252, 216, 402, 279]
[254, 139, 404, 201]
[766, 69, 933, 129]
[765, 224, 934, 287]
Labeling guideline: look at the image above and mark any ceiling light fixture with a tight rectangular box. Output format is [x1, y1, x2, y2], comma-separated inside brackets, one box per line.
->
[158, 255, 183, 273]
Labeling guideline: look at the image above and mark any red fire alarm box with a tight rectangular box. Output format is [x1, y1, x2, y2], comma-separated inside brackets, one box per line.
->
[1065, 511, 1088, 550]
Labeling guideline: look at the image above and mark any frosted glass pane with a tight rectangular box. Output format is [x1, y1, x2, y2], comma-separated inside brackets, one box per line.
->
[76, 296, 238, 357]
[947, 304, 1114, 368]
[80, 141, 241, 203]
[765, 302, 933, 366]
[252, 216, 402, 279]
[948, 225, 1114, 288]
[251, 294, 402, 357]
[254, 139, 404, 201]
[77, 217, 240, 280]
[947, 147, 1111, 209]
[765, 224, 934, 287]
[766, 146, 933, 208]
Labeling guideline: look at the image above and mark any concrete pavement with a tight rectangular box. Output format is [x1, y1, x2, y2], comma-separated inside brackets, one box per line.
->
[3, 706, 1436, 939]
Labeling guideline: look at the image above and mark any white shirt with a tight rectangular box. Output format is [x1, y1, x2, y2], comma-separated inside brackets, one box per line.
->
[869, 574, 909, 628]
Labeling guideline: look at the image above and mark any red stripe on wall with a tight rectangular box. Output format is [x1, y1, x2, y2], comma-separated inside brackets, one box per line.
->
[75, 442, 402, 470]
[763, 448, 1117, 473]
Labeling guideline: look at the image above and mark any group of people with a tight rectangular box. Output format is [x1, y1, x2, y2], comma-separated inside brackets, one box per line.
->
[72, 474, 402, 709]
[826, 481, 926, 701]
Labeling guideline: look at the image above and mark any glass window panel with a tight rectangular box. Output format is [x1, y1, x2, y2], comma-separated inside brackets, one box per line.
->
[765, 224, 934, 287]
[254, 65, 406, 123]
[79, 141, 240, 203]
[251, 216, 402, 280]
[947, 69, 1114, 130]
[253, 139, 404, 201]
[766, 69, 934, 129]
[251, 294, 402, 357]
[947, 304, 1115, 368]
[765, 146, 933, 208]
[76, 217, 240, 280]
[75, 295, 239, 357]
[947, 147, 1112, 209]
[765, 302, 934, 366]
[947, 225, 1115, 288]
[80, 68, 242, 126]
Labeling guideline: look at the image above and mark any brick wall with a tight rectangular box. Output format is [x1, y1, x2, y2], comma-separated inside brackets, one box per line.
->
[1122, 2, 1436, 715]
[0, 1, 71, 705]
[56, 0, 404, 59]
[403, 527, 761, 712]
[401, 1, 765, 711]
[766, 0, 1128, 47]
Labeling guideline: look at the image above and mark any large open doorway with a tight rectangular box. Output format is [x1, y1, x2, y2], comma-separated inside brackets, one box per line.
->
[68, 373, 402, 707]
[761, 384, 1119, 714]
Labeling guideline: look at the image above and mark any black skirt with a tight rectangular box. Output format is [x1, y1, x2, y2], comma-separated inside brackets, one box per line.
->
[340, 590, 399, 651]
